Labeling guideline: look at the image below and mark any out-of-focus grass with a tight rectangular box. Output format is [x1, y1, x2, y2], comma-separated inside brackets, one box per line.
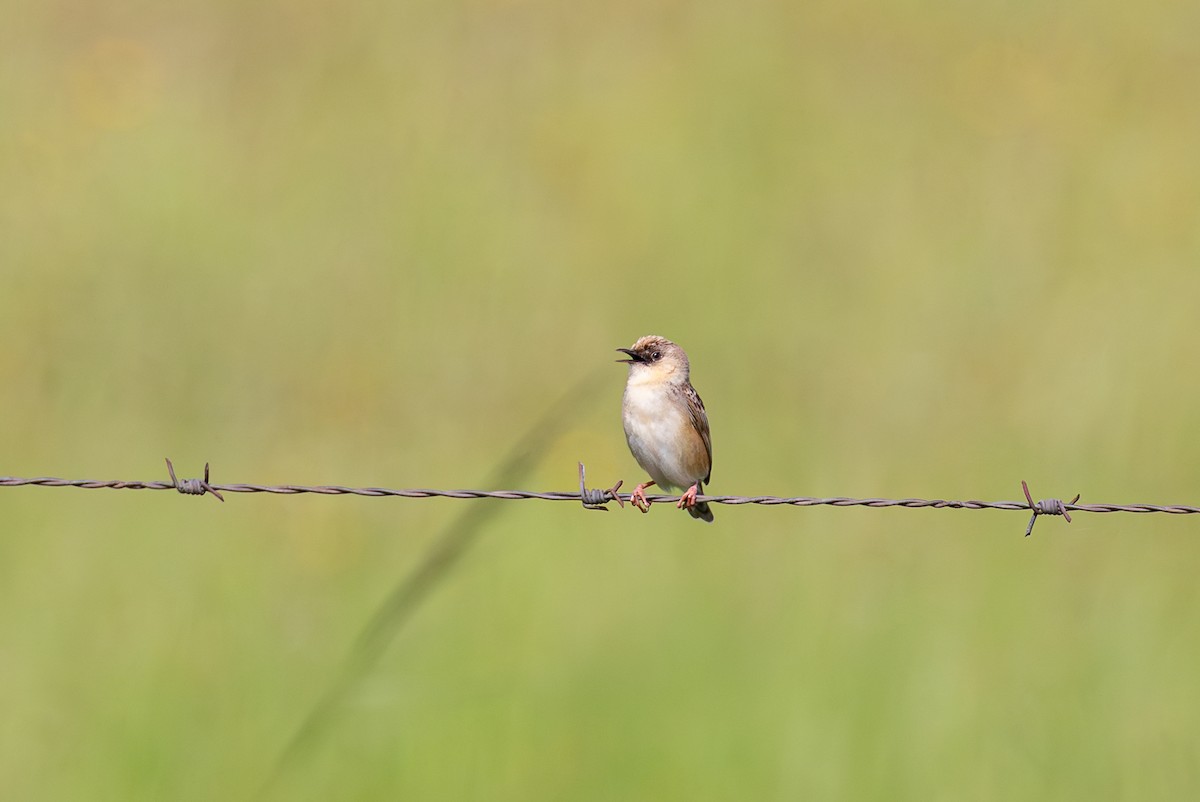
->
[2, 0, 1200, 798]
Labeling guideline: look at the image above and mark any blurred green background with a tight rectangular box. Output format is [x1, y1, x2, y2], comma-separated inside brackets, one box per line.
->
[3, 0, 1200, 798]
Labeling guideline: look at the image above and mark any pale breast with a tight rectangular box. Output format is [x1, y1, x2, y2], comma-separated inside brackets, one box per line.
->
[622, 383, 708, 490]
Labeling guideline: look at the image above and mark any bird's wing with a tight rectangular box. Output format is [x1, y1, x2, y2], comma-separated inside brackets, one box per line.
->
[684, 383, 712, 485]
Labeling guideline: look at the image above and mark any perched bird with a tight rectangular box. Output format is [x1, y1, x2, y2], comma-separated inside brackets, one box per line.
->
[617, 335, 714, 522]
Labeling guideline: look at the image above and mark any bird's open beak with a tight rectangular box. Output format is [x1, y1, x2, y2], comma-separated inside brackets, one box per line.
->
[616, 348, 644, 364]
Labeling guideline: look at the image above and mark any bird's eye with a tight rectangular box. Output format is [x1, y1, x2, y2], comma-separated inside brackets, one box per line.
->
[651, 351, 662, 361]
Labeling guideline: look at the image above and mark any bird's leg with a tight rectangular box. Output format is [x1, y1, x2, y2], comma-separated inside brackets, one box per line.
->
[631, 480, 656, 513]
[677, 483, 700, 510]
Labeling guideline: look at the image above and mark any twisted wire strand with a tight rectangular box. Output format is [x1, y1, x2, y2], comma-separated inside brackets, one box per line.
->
[3, 468, 1199, 516]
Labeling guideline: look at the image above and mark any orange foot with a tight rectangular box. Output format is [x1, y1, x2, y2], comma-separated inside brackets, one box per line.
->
[631, 480, 656, 513]
[677, 483, 700, 510]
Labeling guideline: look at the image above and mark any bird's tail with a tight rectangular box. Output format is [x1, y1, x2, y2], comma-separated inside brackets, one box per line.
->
[688, 484, 714, 523]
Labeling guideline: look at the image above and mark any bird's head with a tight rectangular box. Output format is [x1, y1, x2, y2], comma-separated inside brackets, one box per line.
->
[616, 335, 690, 385]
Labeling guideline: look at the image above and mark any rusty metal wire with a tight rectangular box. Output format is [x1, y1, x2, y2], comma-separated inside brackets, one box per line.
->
[3, 459, 1200, 535]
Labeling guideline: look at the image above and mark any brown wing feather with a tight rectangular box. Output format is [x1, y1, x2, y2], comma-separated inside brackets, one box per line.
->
[683, 383, 712, 485]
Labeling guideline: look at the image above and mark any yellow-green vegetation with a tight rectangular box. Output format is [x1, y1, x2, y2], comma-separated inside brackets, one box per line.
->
[3, 0, 1199, 798]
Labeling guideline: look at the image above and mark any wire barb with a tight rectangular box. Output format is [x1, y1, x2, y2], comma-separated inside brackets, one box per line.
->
[578, 462, 624, 511]
[165, 458, 225, 502]
[1021, 480, 1079, 537]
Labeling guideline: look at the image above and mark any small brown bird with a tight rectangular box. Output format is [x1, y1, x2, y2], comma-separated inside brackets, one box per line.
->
[617, 335, 714, 522]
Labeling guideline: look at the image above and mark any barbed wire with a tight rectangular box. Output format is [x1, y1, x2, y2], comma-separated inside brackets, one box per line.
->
[3, 459, 1200, 536]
